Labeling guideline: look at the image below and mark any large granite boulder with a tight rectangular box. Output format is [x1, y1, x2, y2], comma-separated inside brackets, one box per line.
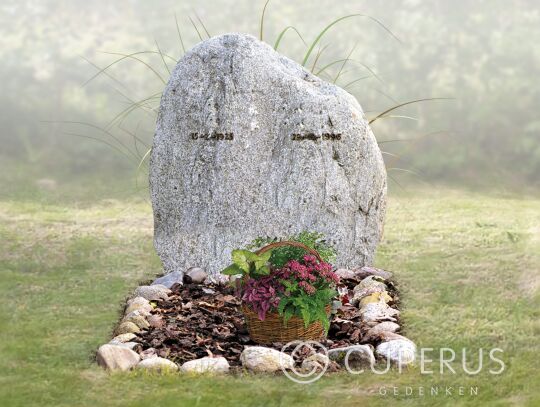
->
[150, 33, 386, 276]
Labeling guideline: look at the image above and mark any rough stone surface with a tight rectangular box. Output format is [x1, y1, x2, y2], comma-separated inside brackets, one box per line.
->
[150, 33, 387, 276]
[365, 321, 400, 338]
[136, 357, 179, 372]
[133, 285, 170, 301]
[180, 356, 230, 373]
[335, 268, 356, 280]
[110, 341, 139, 350]
[110, 333, 137, 343]
[359, 301, 399, 324]
[328, 345, 375, 367]
[96, 344, 140, 371]
[352, 276, 388, 304]
[185, 267, 208, 284]
[125, 297, 153, 315]
[140, 348, 158, 360]
[122, 315, 150, 329]
[115, 322, 141, 335]
[354, 266, 393, 280]
[376, 338, 416, 365]
[301, 353, 330, 372]
[240, 346, 294, 372]
[151, 270, 184, 288]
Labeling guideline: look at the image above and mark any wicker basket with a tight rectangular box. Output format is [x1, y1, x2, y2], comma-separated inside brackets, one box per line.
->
[241, 241, 331, 344]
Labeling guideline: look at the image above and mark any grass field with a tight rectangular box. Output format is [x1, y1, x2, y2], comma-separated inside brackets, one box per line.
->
[0, 187, 538, 406]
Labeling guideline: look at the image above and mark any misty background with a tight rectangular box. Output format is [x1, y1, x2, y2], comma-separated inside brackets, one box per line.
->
[1, 0, 539, 200]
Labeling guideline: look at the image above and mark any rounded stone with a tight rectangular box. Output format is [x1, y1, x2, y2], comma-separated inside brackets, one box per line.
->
[376, 338, 416, 365]
[125, 297, 153, 315]
[115, 321, 141, 335]
[240, 346, 294, 373]
[132, 285, 170, 301]
[185, 267, 208, 284]
[96, 344, 140, 371]
[180, 356, 230, 374]
[122, 315, 150, 329]
[136, 357, 179, 373]
[110, 333, 137, 343]
[150, 33, 386, 276]
[151, 270, 184, 289]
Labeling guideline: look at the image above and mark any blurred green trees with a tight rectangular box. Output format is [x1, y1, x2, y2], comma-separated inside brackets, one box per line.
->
[1, 0, 538, 189]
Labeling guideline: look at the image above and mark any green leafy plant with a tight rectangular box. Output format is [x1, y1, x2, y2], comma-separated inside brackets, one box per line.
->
[235, 232, 340, 331]
[248, 231, 336, 267]
[278, 280, 336, 331]
[220, 249, 273, 278]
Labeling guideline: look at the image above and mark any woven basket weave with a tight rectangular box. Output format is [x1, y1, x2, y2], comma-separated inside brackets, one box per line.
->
[241, 241, 330, 344]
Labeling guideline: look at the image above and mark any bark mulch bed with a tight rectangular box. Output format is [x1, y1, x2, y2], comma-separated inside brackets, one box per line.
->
[131, 274, 401, 368]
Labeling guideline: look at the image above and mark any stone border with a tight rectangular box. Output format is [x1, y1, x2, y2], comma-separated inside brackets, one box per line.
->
[96, 266, 417, 375]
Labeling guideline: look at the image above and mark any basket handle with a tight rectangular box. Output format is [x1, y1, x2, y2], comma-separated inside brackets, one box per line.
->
[254, 240, 323, 263]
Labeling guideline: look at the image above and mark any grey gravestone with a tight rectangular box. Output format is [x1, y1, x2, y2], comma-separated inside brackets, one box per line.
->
[150, 33, 386, 277]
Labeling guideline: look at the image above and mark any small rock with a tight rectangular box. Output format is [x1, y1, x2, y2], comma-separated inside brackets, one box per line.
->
[354, 266, 393, 280]
[301, 353, 329, 372]
[96, 344, 140, 371]
[110, 333, 137, 343]
[133, 285, 171, 301]
[122, 315, 150, 329]
[147, 314, 165, 328]
[185, 267, 208, 284]
[353, 275, 387, 293]
[136, 357, 179, 373]
[376, 338, 416, 365]
[181, 356, 230, 374]
[125, 297, 153, 314]
[352, 276, 388, 304]
[358, 291, 392, 307]
[110, 341, 139, 350]
[359, 301, 399, 324]
[335, 268, 356, 280]
[365, 321, 400, 339]
[124, 309, 151, 320]
[240, 346, 294, 373]
[115, 321, 141, 335]
[151, 270, 184, 289]
[140, 348, 157, 360]
[328, 345, 375, 368]
[204, 274, 230, 286]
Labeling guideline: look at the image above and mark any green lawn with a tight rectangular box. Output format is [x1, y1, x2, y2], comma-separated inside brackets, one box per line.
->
[0, 188, 538, 406]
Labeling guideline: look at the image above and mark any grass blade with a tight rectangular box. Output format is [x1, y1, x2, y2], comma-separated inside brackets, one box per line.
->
[49, 121, 140, 160]
[155, 40, 171, 75]
[137, 148, 152, 172]
[259, 0, 271, 41]
[274, 26, 306, 50]
[62, 132, 137, 163]
[189, 16, 203, 41]
[333, 44, 356, 83]
[302, 14, 401, 66]
[80, 56, 127, 90]
[83, 51, 175, 87]
[310, 44, 331, 73]
[175, 13, 186, 54]
[96, 51, 167, 85]
[343, 75, 371, 89]
[369, 98, 454, 125]
[195, 12, 211, 38]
